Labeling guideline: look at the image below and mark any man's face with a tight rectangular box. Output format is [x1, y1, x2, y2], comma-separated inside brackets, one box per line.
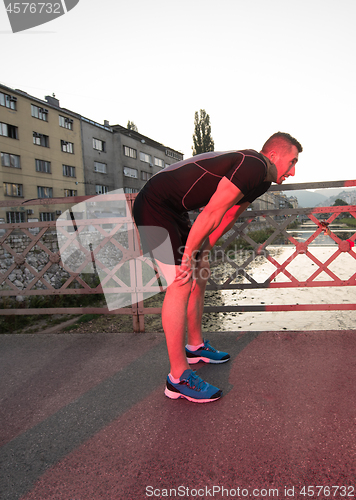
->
[273, 145, 299, 184]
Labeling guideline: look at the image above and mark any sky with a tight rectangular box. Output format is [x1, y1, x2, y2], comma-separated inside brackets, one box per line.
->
[1, 0, 356, 185]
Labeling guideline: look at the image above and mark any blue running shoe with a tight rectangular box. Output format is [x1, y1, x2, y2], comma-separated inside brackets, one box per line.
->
[164, 369, 222, 403]
[186, 339, 230, 364]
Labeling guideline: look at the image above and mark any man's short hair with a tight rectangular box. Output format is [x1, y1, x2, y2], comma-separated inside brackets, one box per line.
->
[261, 132, 303, 154]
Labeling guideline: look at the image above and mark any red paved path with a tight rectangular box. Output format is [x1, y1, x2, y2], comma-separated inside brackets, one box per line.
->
[1, 330, 356, 500]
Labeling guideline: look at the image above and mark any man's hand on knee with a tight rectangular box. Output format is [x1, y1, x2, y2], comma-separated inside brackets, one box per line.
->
[175, 256, 194, 286]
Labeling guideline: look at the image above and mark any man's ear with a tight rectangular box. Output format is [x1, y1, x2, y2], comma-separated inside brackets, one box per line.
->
[268, 150, 277, 162]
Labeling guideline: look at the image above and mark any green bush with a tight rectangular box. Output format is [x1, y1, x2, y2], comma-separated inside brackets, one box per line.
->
[339, 217, 356, 228]
[0, 292, 105, 333]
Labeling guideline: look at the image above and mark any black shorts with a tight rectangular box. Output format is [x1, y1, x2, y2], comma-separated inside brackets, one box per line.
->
[133, 191, 191, 265]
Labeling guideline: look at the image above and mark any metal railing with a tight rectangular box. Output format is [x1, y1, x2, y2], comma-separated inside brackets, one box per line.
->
[1, 181, 356, 332]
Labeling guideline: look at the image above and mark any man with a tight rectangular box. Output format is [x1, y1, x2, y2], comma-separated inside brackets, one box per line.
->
[133, 132, 302, 403]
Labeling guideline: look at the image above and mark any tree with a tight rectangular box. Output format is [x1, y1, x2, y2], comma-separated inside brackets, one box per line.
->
[333, 198, 348, 206]
[127, 121, 138, 132]
[333, 197, 350, 219]
[192, 109, 214, 156]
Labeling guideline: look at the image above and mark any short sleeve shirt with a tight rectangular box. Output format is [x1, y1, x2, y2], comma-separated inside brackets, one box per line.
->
[142, 149, 272, 212]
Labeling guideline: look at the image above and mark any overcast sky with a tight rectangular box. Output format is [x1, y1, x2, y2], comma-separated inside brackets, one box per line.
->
[1, 0, 356, 185]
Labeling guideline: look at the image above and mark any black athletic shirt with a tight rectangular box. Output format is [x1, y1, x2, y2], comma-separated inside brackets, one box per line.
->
[140, 149, 271, 213]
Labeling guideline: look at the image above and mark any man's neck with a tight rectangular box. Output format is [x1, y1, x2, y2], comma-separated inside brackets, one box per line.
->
[261, 153, 277, 183]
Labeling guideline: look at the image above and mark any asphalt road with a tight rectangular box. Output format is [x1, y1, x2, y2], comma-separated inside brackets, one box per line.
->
[1, 329, 356, 500]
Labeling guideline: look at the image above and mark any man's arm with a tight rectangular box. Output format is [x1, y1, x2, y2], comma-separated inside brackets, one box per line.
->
[180, 177, 245, 268]
[201, 201, 250, 252]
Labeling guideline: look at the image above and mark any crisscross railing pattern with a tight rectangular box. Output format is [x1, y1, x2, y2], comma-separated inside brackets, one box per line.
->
[1, 183, 356, 331]
[1, 222, 62, 294]
[208, 205, 356, 291]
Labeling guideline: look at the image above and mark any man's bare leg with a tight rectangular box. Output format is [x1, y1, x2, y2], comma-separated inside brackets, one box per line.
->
[185, 252, 230, 364]
[186, 250, 210, 345]
[155, 260, 192, 379]
[155, 258, 223, 402]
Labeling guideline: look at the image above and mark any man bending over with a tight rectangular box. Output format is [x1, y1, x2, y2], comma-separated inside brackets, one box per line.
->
[133, 132, 302, 403]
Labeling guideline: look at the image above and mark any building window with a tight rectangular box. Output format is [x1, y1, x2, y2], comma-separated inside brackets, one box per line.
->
[0, 122, 18, 139]
[59, 115, 73, 130]
[124, 166, 138, 178]
[124, 187, 139, 194]
[37, 186, 53, 198]
[31, 104, 48, 121]
[140, 152, 153, 166]
[0, 92, 17, 110]
[63, 165, 76, 177]
[4, 182, 23, 197]
[40, 212, 55, 221]
[1, 152, 20, 169]
[95, 185, 109, 195]
[94, 161, 107, 174]
[6, 212, 25, 223]
[35, 159, 51, 173]
[93, 138, 105, 152]
[123, 146, 137, 159]
[33, 132, 49, 147]
[64, 189, 77, 197]
[141, 171, 152, 181]
[154, 157, 164, 168]
[61, 140, 74, 153]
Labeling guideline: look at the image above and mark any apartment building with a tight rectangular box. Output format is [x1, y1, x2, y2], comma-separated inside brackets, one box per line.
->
[249, 190, 298, 211]
[80, 117, 117, 196]
[112, 124, 183, 194]
[79, 119, 183, 197]
[251, 191, 278, 211]
[0, 83, 184, 224]
[0, 84, 85, 224]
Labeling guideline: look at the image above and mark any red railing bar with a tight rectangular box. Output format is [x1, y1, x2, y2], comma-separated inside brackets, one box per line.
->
[204, 303, 356, 312]
[0, 307, 133, 315]
[2, 303, 355, 316]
